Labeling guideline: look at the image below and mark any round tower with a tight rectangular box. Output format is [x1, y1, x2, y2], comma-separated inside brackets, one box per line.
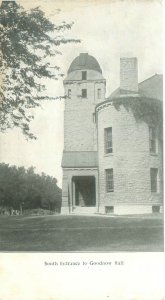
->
[96, 58, 163, 214]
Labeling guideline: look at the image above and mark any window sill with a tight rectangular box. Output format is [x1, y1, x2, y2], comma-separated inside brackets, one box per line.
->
[151, 192, 160, 195]
[150, 152, 158, 156]
[106, 191, 114, 193]
[104, 153, 113, 157]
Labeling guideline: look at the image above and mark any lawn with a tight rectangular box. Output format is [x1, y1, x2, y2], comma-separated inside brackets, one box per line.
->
[0, 214, 164, 252]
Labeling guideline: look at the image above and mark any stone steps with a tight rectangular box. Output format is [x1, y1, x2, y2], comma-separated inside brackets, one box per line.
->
[71, 206, 97, 215]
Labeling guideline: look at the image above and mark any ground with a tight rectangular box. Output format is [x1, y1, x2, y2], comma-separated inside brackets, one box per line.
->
[0, 214, 164, 251]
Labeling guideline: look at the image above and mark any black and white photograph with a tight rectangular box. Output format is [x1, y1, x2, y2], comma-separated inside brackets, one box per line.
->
[0, 1, 164, 300]
[0, 0, 163, 253]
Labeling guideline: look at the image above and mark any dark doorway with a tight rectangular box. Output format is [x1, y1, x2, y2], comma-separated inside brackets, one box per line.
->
[73, 176, 96, 207]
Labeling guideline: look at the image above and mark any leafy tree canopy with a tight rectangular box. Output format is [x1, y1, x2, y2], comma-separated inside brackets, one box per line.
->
[0, 163, 62, 212]
[0, 1, 80, 138]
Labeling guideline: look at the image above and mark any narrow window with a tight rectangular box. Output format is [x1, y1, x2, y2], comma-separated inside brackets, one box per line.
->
[93, 113, 96, 123]
[149, 127, 156, 153]
[150, 168, 158, 192]
[97, 88, 101, 99]
[82, 89, 87, 98]
[152, 206, 160, 213]
[68, 89, 71, 98]
[82, 71, 87, 80]
[106, 169, 114, 192]
[104, 127, 113, 153]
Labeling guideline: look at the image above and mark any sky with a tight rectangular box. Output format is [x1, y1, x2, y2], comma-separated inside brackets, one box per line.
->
[0, 0, 163, 187]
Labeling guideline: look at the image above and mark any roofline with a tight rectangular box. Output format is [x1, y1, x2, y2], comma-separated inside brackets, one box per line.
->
[61, 165, 98, 169]
[108, 74, 163, 99]
[63, 79, 106, 83]
[63, 151, 98, 153]
[68, 68, 102, 75]
[139, 74, 163, 85]
[61, 165, 98, 168]
[95, 95, 162, 112]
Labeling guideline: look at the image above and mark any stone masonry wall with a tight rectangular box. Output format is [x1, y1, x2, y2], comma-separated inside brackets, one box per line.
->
[97, 103, 163, 209]
[62, 69, 105, 210]
[63, 69, 105, 151]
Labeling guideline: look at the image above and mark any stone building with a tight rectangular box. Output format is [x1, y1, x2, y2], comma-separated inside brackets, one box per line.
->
[61, 53, 163, 214]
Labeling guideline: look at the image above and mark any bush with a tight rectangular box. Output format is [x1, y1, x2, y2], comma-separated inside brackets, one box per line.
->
[23, 208, 59, 216]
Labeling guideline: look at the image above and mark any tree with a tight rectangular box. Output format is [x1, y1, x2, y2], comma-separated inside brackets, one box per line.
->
[0, 1, 80, 138]
[0, 163, 62, 213]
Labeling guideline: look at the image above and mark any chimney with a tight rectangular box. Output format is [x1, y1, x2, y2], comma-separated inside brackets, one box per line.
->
[120, 57, 138, 95]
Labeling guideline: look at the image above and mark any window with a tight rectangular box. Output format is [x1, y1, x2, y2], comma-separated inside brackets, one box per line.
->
[104, 127, 113, 153]
[106, 169, 114, 192]
[149, 127, 157, 153]
[93, 113, 96, 123]
[82, 71, 87, 80]
[150, 168, 158, 192]
[82, 89, 87, 98]
[97, 88, 101, 99]
[152, 206, 160, 213]
[105, 206, 114, 214]
[68, 89, 71, 98]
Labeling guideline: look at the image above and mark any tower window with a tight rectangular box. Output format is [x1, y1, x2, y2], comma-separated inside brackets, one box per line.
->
[97, 88, 101, 99]
[104, 127, 113, 153]
[93, 113, 96, 123]
[82, 71, 87, 80]
[68, 89, 71, 98]
[82, 89, 87, 98]
[150, 168, 158, 192]
[149, 126, 157, 153]
[105, 169, 114, 192]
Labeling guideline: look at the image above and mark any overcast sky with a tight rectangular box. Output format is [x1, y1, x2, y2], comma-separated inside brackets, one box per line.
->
[0, 0, 163, 187]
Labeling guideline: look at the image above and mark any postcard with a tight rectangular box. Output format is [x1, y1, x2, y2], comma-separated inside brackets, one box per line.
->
[0, 0, 164, 299]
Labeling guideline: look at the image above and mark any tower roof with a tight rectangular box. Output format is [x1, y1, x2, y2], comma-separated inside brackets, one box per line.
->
[68, 53, 102, 74]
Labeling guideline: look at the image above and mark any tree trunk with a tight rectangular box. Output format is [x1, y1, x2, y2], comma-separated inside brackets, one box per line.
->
[20, 204, 22, 215]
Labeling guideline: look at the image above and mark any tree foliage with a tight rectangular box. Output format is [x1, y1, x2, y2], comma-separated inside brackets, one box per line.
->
[0, 163, 62, 212]
[0, 1, 80, 138]
[112, 96, 163, 139]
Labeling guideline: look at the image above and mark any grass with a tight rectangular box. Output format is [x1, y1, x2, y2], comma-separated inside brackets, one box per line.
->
[0, 214, 164, 252]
